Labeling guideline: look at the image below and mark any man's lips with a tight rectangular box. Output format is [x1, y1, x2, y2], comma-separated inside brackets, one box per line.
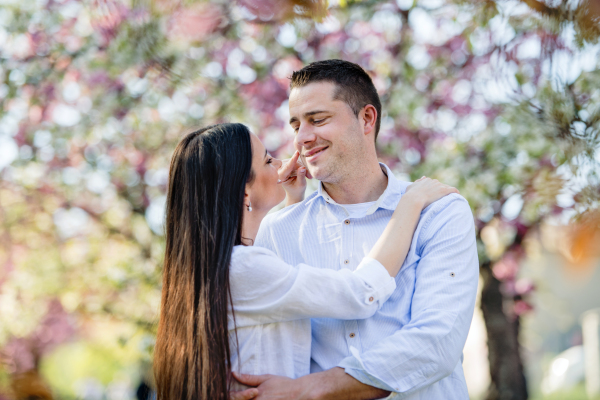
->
[304, 146, 328, 159]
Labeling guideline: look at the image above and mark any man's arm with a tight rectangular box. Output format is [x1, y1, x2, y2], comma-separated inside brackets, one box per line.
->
[234, 368, 389, 400]
[338, 195, 479, 397]
[237, 195, 479, 399]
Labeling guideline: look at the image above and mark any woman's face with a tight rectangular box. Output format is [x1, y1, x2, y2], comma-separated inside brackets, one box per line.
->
[247, 133, 285, 212]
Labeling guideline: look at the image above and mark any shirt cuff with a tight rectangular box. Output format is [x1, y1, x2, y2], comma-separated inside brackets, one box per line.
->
[340, 353, 398, 397]
[353, 257, 396, 305]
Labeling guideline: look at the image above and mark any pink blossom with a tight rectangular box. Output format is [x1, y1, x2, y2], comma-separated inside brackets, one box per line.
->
[167, 3, 223, 42]
[515, 278, 535, 296]
[492, 254, 520, 281]
[241, 76, 288, 116]
[90, 0, 129, 45]
[501, 280, 517, 297]
[513, 299, 534, 316]
[238, 0, 281, 21]
[2, 300, 75, 374]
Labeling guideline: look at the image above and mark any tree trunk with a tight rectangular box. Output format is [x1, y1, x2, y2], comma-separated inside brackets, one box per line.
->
[480, 261, 528, 400]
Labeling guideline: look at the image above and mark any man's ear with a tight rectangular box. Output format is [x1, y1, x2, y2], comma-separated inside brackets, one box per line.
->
[361, 105, 377, 137]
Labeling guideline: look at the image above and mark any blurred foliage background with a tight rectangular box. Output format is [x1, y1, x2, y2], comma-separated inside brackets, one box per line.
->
[0, 0, 599, 399]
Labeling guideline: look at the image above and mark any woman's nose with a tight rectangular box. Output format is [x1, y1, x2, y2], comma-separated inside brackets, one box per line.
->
[274, 158, 283, 168]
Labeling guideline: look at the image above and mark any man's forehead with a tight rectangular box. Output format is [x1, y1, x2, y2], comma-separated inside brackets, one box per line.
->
[289, 82, 341, 111]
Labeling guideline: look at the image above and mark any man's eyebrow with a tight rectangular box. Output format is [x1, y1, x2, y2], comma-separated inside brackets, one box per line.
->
[288, 110, 329, 125]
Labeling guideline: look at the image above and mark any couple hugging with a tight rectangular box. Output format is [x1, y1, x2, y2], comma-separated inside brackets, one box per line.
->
[153, 60, 479, 400]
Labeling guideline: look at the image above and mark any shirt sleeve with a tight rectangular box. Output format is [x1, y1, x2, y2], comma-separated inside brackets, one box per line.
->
[338, 196, 479, 397]
[229, 246, 396, 328]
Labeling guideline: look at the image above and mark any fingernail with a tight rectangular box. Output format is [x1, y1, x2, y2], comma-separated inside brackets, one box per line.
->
[277, 179, 282, 184]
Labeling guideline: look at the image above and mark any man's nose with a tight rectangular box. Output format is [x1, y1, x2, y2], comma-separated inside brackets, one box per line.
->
[294, 124, 316, 150]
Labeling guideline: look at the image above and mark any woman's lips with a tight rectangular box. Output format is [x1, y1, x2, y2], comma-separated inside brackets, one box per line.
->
[305, 146, 328, 163]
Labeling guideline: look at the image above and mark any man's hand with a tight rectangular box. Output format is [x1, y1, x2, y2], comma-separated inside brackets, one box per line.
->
[229, 386, 259, 400]
[233, 368, 390, 400]
[233, 372, 312, 400]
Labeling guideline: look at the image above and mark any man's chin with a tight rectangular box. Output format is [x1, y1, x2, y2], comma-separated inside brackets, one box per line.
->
[307, 165, 329, 182]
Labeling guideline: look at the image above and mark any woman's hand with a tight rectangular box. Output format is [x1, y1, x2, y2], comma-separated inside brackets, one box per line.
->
[403, 177, 459, 210]
[278, 151, 309, 206]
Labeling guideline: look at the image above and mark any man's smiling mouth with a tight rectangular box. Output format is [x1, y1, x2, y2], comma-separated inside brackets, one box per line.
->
[305, 146, 328, 160]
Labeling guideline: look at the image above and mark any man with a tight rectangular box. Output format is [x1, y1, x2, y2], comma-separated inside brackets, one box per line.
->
[237, 59, 479, 399]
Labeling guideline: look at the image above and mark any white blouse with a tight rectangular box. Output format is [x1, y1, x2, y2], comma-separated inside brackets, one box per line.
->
[228, 245, 396, 383]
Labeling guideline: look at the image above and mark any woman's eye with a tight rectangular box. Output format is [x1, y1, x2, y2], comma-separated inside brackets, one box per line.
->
[267, 157, 273, 164]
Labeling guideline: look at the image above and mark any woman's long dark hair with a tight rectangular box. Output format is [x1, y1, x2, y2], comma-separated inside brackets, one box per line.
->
[154, 123, 254, 400]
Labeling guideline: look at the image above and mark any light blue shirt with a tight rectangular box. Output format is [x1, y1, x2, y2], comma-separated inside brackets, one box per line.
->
[228, 245, 396, 383]
[255, 164, 479, 399]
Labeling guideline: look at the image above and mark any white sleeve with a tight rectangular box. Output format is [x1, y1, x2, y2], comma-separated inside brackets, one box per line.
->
[229, 246, 396, 328]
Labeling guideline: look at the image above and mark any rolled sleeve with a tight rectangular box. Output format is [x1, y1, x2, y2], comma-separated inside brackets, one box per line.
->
[354, 257, 397, 306]
[342, 347, 397, 394]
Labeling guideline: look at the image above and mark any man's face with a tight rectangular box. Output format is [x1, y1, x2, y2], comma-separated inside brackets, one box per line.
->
[289, 81, 365, 183]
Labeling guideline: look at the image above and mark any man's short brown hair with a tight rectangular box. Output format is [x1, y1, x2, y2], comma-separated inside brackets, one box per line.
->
[290, 59, 382, 141]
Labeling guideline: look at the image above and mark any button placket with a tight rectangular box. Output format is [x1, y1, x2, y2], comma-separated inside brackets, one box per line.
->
[341, 217, 354, 268]
[344, 320, 360, 345]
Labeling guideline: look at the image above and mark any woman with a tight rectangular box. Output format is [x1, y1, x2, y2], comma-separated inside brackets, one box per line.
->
[153, 123, 458, 400]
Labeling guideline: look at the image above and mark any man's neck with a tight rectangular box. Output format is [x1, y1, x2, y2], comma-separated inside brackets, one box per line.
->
[322, 162, 388, 205]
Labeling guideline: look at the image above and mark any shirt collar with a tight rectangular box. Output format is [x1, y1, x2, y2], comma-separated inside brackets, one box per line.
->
[310, 163, 406, 215]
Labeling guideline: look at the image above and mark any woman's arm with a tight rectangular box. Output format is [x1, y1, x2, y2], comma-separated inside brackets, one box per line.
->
[368, 177, 458, 277]
[230, 179, 457, 328]
[229, 246, 396, 328]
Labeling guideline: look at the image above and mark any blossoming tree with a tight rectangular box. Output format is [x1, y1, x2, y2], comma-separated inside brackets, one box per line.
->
[0, 0, 598, 399]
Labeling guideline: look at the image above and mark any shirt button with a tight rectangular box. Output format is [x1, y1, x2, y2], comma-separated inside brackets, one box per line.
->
[369, 296, 374, 302]
[450, 272, 456, 277]
[344, 219, 350, 225]
[349, 333, 355, 338]
[344, 260, 349, 264]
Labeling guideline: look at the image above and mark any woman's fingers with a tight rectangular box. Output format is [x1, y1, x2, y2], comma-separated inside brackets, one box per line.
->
[278, 151, 301, 183]
[281, 167, 307, 187]
[409, 177, 459, 197]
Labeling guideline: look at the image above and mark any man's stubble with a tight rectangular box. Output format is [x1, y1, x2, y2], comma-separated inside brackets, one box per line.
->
[313, 123, 367, 187]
